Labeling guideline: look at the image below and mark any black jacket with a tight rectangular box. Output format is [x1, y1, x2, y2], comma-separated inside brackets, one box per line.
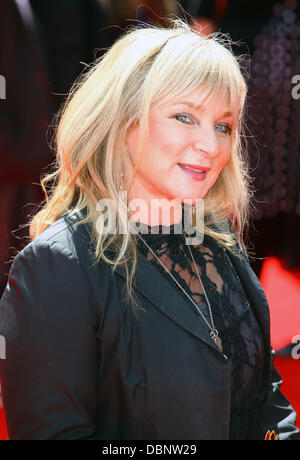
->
[0, 210, 299, 440]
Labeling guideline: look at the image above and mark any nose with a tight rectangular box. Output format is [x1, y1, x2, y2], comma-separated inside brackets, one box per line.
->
[193, 125, 219, 158]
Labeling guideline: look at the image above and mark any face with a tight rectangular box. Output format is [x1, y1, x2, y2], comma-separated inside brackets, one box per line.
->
[125, 86, 234, 207]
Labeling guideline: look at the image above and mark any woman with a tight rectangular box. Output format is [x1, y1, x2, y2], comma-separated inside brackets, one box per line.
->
[0, 18, 299, 440]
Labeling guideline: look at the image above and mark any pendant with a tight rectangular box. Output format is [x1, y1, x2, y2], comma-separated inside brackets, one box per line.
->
[210, 330, 223, 353]
[214, 335, 223, 353]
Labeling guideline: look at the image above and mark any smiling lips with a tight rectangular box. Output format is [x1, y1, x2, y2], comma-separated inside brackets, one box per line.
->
[177, 163, 210, 180]
[178, 163, 211, 172]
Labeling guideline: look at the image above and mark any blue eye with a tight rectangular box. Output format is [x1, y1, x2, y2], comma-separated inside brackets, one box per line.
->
[215, 124, 232, 135]
[174, 114, 193, 124]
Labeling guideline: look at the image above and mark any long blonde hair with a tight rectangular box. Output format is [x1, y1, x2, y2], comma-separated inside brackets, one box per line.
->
[29, 18, 253, 315]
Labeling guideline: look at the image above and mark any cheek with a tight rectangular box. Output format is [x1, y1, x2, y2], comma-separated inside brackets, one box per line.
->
[148, 119, 184, 156]
[127, 122, 165, 164]
[148, 121, 168, 151]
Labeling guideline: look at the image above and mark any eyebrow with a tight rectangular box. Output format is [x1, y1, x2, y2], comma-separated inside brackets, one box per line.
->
[172, 101, 233, 118]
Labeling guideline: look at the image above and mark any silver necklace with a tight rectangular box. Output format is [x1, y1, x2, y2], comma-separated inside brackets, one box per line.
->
[135, 230, 223, 354]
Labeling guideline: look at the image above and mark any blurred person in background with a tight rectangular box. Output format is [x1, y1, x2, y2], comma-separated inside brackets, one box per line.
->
[0, 0, 53, 298]
[29, 0, 121, 123]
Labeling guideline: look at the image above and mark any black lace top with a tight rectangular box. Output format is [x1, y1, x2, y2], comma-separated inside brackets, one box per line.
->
[134, 215, 266, 440]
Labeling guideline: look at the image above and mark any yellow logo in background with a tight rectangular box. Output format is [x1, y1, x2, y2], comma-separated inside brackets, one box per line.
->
[265, 430, 279, 440]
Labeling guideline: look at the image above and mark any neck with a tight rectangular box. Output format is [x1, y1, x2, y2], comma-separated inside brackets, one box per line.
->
[128, 202, 184, 227]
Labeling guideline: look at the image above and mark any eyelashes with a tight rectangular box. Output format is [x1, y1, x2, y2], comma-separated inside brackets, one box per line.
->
[174, 114, 194, 124]
[173, 113, 232, 135]
[215, 124, 232, 135]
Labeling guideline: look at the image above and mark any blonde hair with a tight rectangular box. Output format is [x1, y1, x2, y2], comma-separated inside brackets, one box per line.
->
[29, 18, 253, 315]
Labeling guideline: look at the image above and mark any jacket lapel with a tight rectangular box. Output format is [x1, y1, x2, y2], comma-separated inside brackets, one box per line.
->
[113, 251, 224, 356]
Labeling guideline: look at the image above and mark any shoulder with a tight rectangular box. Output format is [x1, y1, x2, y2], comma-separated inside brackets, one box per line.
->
[8, 211, 93, 286]
[15, 211, 99, 276]
[7, 210, 111, 303]
[30, 211, 92, 258]
[2, 211, 110, 330]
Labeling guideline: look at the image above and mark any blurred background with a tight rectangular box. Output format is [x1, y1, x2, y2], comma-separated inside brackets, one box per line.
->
[0, 0, 299, 439]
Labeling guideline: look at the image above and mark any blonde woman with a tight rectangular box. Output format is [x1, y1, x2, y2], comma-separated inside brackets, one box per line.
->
[0, 18, 299, 441]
